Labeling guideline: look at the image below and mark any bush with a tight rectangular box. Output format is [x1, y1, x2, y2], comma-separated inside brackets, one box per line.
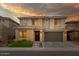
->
[8, 39, 33, 47]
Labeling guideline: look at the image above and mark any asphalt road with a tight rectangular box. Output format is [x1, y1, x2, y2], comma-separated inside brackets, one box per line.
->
[0, 47, 79, 56]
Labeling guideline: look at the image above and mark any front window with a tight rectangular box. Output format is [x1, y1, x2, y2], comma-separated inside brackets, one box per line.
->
[19, 30, 26, 38]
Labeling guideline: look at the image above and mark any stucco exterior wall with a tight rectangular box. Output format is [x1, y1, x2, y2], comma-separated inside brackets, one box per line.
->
[26, 29, 34, 41]
[15, 29, 20, 40]
[50, 18, 54, 30]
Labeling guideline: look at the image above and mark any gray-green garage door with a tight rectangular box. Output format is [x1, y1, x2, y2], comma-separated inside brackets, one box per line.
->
[44, 32, 63, 42]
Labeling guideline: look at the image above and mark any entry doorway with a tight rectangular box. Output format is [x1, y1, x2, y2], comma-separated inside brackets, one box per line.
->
[67, 31, 79, 41]
[67, 31, 73, 41]
[35, 31, 40, 41]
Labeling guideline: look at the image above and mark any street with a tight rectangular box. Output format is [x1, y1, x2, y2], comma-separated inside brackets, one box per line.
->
[0, 47, 79, 56]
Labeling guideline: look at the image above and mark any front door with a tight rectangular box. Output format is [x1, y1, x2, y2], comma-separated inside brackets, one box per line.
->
[35, 31, 40, 41]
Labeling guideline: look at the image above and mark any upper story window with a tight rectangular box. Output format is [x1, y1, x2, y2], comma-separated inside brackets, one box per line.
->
[20, 19, 27, 26]
[20, 18, 34, 26]
[54, 19, 61, 26]
[66, 23, 79, 29]
[32, 19, 35, 25]
[54, 18, 65, 28]
[43, 18, 50, 29]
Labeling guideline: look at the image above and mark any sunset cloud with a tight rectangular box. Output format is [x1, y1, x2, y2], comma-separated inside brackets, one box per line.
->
[1, 3, 79, 16]
[0, 3, 79, 22]
[0, 3, 45, 16]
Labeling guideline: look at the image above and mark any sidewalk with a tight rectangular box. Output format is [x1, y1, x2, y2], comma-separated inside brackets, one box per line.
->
[0, 47, 79, 51]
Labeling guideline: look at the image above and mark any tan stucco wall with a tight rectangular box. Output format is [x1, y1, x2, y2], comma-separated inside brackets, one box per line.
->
[15, 29, 20, 40]
[50, 18, 54, 29]
[26, 29, 44, 42]
[26, 29, 34, 41]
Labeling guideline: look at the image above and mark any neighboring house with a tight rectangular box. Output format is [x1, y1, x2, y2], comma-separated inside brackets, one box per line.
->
[0, 16, 19, 42]
[15, 16, 67, 42]
[65, 16, 79, 42]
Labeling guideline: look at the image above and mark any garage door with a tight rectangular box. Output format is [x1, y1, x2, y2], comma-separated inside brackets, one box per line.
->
[44, 32, 63, 42]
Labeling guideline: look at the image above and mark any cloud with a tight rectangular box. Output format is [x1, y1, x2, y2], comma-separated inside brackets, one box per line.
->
[1, 3, 79, 22]
[1, 3, 79, 16]
[0, 3, 45, 16]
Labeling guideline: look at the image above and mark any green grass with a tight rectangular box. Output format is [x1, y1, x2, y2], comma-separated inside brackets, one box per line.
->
[8, 39, 33, 47]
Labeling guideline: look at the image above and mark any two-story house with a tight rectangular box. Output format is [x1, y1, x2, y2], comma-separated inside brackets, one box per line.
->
[15, 16, 67, 42]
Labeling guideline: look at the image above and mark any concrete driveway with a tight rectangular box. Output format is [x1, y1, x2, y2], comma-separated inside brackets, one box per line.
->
[43, 41, 79, 48]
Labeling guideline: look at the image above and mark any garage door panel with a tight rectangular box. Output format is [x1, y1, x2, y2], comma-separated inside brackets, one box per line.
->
[44, 32, 63, 42]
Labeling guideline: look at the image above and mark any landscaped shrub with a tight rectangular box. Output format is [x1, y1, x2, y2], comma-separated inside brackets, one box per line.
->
[8, 39, 33, 47]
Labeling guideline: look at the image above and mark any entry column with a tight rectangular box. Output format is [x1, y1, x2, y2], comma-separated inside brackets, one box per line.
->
[40, 30, 44, 42]
[40, 30, 44, 48]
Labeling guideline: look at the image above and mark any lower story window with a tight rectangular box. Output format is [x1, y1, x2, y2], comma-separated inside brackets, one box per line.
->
[19, 30, 26, 38]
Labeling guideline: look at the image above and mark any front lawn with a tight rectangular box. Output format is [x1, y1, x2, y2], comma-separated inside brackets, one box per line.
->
[8, 39, 33, 47]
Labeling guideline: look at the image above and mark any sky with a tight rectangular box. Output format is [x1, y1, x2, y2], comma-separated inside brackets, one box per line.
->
[0, 3, 79, 23]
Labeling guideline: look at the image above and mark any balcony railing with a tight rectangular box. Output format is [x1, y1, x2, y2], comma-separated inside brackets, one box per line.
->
[17, 25, 65, 30]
